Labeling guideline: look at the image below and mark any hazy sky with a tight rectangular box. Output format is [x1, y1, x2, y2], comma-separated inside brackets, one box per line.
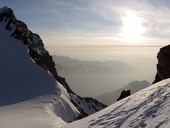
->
[1, 0, 170, 46]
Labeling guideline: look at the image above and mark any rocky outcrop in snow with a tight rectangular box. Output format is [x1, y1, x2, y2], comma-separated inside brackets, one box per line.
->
[0, 7, 106, 121]
[117, 90, 131, 101]
[153, 45, 170, 84]
[66, 79, 170, 128]
[96, 80, 150, 105]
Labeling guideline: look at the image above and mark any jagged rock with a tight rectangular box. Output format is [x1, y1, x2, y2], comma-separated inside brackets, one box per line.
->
[153, 45, 170, 84]
[117, 90, 131, 101]
[0, 7, 106, 120]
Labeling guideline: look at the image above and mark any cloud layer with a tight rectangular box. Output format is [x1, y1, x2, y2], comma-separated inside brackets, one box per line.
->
[1, 0, 170, 46]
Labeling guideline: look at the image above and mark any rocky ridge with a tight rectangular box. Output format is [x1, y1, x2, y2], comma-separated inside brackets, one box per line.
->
[0, 7, 106, 120]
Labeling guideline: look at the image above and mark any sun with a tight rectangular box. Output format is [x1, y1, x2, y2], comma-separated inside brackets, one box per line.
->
[120, 10, 146, 43]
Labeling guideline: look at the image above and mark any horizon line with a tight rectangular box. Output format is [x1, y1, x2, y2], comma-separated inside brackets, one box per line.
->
[46, 44, 163, 48]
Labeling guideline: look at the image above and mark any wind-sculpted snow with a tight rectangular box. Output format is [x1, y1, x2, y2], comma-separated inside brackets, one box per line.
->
[0, 13, 83, 124]
[0, 18, 58, 105]
[65, 79, 170, 128]
[0, 6, 106, 127]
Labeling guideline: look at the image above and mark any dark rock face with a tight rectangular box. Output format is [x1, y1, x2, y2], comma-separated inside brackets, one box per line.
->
[153, 45, 170, 84]
[117, 90, 131, 101]
[0, 7, 106, 120]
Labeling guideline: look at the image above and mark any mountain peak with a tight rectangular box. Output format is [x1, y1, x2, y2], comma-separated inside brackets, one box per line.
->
[0, 6, 106, 124]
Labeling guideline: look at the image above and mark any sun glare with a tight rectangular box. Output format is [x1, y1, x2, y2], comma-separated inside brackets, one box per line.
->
[120, 10, 146, 43]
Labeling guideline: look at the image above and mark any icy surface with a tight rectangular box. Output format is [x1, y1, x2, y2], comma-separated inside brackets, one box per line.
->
[0, 99, 66, 128]
[65, 79, 170, 128]
[0, 7, 108, 127]
[0, 20, 79, 127]
[0, 21, 58, 105]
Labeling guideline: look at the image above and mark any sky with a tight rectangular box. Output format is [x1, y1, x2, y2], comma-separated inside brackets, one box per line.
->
[1, 0, 170, 46]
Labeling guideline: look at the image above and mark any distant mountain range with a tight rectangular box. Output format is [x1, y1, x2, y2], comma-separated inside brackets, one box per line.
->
[53, 55, 130, 73]
[52, 55, 132, 96]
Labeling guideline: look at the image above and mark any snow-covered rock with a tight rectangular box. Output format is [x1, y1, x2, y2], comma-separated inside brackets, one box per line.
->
[65, 79, 170, 128]
[0, 6, 106, 127]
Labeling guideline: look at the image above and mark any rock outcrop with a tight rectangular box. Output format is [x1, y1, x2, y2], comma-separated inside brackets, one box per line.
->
[0, 7, 106, 120]
[117, 90, 131, 101]
[153, 45, 170, 84]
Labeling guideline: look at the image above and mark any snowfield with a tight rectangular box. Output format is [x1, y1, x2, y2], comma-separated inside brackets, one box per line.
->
[65, 79, 170, 128]
[0, 98, 66, 128]
[0, 14, 79, 127]
[0, 7, 105, 128]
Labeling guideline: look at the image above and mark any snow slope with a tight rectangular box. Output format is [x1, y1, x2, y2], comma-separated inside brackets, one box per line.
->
[65, 79, 170, 128]
[0, 18, 80, 127]
[96, 80, 150, 105]
[0, 98, 66, 128]
[0, 7, 106, 128]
